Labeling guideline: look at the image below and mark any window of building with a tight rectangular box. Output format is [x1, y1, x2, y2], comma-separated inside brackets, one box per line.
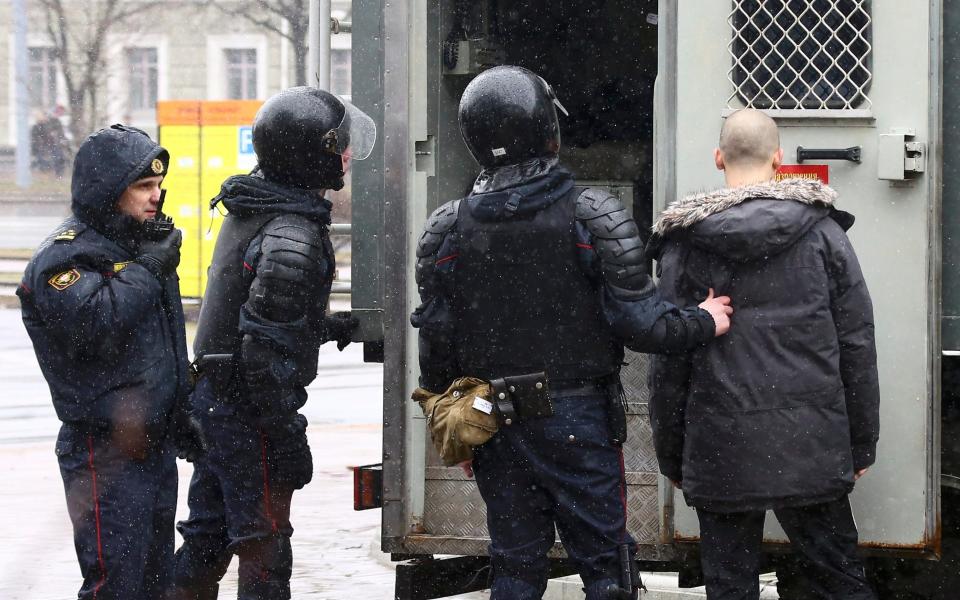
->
[225, 48, 258, 100]
[331, 49, 352, 97]
[126, 47, 158, 111]
[28, 47, 58, 111]
[728, 0, 872, 110]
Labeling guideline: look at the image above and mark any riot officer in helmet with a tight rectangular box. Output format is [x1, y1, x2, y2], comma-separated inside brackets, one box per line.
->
[411, 66, 733, 600]
[173, 87, 376, 600]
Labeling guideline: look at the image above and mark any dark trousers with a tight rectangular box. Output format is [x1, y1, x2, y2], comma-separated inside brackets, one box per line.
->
[473, 393, 632, 600]
[173, 390, 300, 600]
[56, 423, 177, 600]
[696, 495, 877, 600]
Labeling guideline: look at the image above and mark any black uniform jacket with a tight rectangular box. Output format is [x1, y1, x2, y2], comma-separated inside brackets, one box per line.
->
[17, 128, 189, 437]
[193, 174, 334, 417]
[646, 178, 880, 512]
[412, 160, 714, 392]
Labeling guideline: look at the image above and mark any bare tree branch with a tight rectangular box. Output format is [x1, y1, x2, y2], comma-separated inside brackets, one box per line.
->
[35, 0, 164, 150]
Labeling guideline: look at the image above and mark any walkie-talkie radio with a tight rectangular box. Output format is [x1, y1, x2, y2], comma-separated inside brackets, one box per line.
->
[142, 189, 175, 241]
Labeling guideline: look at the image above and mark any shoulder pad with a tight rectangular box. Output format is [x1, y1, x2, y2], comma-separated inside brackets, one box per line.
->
[575, 188, 626, 220]
[261, 214, 325, 248]
[575, 188, 639, 240]
[425, 199, 461, 234]
[417, 199, 460, 258]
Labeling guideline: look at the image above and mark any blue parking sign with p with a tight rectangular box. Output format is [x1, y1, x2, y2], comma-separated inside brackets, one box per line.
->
[239, 126, 254, 155]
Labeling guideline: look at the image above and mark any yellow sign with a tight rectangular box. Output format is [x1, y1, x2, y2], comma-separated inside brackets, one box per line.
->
[157, 100, 263, 297]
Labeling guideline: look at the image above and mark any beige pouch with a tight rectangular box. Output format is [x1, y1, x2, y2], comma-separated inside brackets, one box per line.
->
[412, 377, 499, 466]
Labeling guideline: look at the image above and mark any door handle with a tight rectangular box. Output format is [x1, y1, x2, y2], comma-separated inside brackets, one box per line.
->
[796, 146, 862, 164]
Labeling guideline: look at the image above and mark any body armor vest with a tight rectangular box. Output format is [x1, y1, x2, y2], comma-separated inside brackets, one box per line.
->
[194, 211, 283, 357]
[452, 188, 622, 382]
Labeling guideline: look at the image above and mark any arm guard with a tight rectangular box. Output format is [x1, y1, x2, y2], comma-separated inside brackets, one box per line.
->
[576, 188, 656, 300]
[411, 200, 461, 391]
[244, 214, 329, 328]
[577, 189, 714, 353]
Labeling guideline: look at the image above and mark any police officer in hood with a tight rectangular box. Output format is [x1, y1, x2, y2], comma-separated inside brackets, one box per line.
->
[173, 87, 376, 600]
[411, 66, 733, 600]
[18, 124, 194, 599]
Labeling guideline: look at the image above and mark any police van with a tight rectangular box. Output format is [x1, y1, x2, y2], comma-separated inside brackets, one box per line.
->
[347, 1, 957, 597]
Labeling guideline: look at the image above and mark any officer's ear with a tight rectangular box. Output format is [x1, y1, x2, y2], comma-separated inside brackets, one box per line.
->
[714, 148, 725, 172]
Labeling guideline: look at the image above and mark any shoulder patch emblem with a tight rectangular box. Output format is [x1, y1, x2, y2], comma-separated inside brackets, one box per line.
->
[54, 229, 77, 242]
[113, 261, 132, 272]
[48, 269, 81, 291]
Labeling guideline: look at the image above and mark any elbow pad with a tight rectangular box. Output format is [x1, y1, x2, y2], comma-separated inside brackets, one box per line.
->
[576, 188, 655, 299]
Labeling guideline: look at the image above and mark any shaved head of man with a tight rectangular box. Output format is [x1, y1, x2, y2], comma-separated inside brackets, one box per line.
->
[714, 109, 784, 187]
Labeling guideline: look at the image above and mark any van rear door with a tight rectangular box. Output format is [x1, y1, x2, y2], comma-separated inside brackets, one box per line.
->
[657, 0, 941, 554]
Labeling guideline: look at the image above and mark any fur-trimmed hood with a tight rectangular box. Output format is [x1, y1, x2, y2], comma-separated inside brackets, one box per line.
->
[649, 178, 853, 262]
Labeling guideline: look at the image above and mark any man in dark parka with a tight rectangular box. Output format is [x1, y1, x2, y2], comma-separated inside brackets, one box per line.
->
[647, 109, 880, 600]
[17, 124, 190, 600]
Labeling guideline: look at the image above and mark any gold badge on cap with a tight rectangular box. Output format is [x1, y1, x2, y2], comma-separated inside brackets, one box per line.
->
[48, 269, 81, 291]
[151, 158, 164, 174]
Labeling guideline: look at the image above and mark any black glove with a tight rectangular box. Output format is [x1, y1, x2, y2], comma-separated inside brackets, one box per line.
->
[324, 311, 359, 351]
[171, 403, 206, 462]
[240, 334, 281, 390]
[137, 228, 182, 277]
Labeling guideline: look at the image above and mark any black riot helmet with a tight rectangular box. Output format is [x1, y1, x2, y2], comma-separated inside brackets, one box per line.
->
[458, 65, 568, 169]
[252, 86, 376, 190]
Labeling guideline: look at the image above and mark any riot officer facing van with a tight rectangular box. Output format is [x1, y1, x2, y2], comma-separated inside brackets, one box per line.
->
[411, 66, 733, 600]
[17, 124, 192, 600]
[172, 87, 376, 600]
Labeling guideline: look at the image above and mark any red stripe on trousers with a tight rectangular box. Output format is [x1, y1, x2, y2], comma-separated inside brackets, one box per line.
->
[259, 429, 279, 533]
[618, 448, 628, 540]
[86, 435, 107, 599]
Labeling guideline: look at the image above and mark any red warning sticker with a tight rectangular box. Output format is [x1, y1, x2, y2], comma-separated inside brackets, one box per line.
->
[776, 164, 829, 184]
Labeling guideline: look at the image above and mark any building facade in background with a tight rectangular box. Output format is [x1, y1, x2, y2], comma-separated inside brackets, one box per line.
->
[0, 1, 352, 146]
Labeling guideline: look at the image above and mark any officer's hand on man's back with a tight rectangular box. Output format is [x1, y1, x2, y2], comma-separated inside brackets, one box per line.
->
[136, 228, 182, 277]
[699, 288, 733, 336]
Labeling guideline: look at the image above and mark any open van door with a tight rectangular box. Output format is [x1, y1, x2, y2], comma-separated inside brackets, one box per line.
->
[656, 0, 942, 554]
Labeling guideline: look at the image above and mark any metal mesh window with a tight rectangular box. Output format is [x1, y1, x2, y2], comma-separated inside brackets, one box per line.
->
[728, 0, 872, 110]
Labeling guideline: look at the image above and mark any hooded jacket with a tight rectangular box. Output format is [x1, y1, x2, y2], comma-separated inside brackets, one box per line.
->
[646, 178, 879, 512]
[17, 126, 189, 438]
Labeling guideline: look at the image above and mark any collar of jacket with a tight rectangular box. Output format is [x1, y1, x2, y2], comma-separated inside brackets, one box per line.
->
[472, 156, 560, 195]
[652, 178, 839, 237]
[211, 173, 332, 225]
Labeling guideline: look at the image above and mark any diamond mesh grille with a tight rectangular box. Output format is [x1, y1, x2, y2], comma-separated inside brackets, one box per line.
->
[728, 0, 872, 110]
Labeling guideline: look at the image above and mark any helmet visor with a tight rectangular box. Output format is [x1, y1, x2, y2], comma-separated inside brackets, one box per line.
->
[329, 98, 377, 161]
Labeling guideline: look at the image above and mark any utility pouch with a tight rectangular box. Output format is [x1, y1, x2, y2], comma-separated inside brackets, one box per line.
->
[490, 371, 552, 426]
[412, 377, 499, 466]
[197, 353, 238, 400]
